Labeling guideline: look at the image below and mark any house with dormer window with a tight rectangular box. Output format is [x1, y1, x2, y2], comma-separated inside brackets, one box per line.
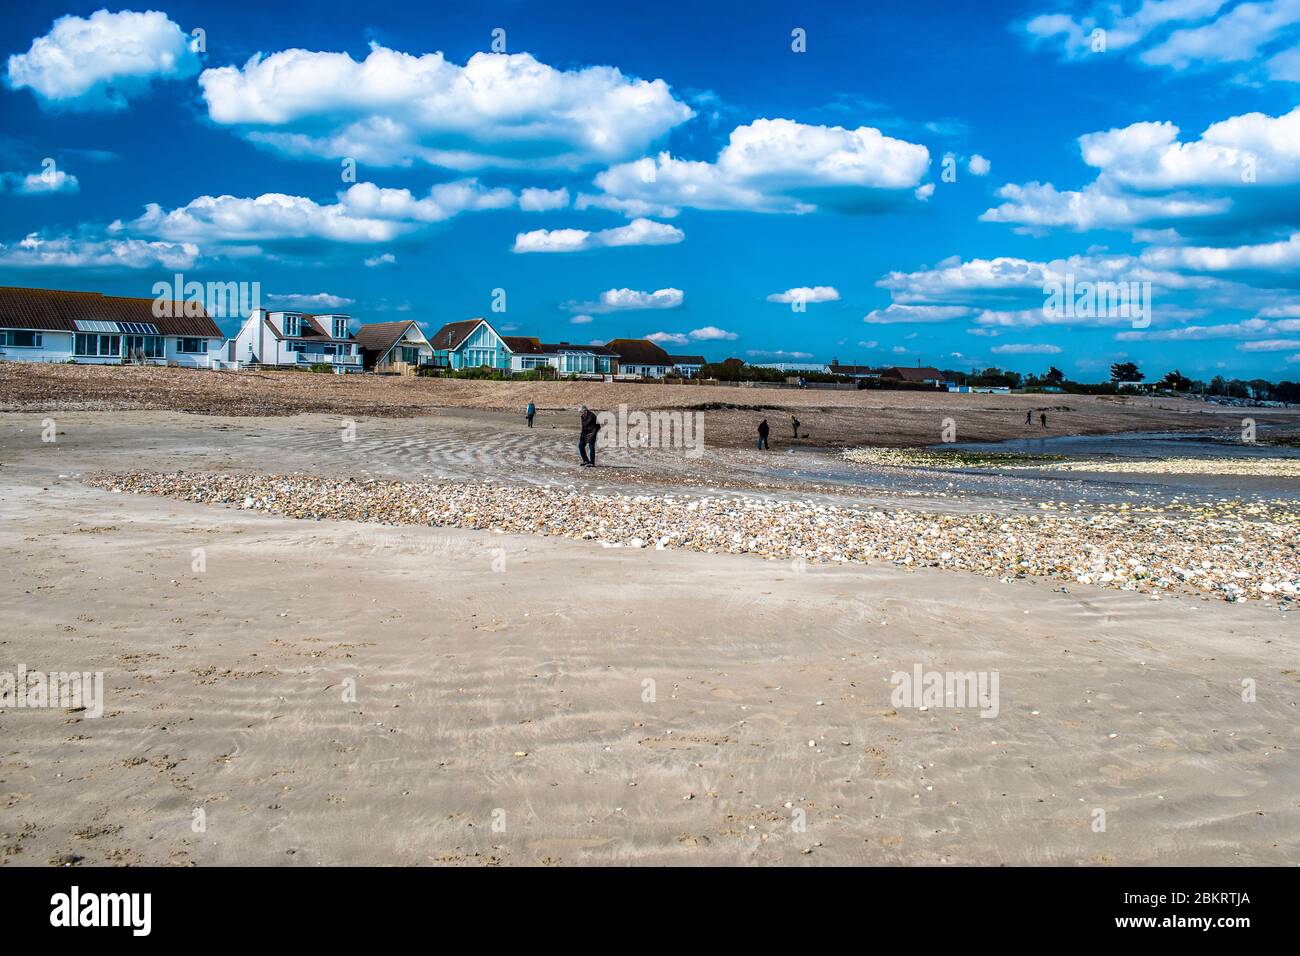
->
[229, 309, 362, 371]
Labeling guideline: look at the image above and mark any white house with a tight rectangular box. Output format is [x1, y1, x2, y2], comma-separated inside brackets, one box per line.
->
[0, 286, 225, 367]
[230, 309, 361, 371]
[605, 339, 674, 378]
[667, 353, 706, 377]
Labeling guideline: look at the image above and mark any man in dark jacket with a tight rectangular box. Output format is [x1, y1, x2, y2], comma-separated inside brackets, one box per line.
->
[526, 402, 536, 428]
[579, 405, 600, 466]
[757, 418, 770, 450]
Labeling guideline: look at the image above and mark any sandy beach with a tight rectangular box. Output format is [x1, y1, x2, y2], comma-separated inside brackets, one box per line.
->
[1, 399, 1297, 866]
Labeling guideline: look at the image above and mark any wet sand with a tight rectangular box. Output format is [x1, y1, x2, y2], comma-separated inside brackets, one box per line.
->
[1, 411, 1296, 866]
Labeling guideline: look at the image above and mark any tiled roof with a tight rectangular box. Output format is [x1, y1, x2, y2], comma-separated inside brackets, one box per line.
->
[428, 318, 485, 350]
[300, 314, 355, 342]
[501, 335, 547, 355]
[353, 321, 428, 368]
[668, 354, 706, 365]
[605, 338, 672, 365]
[0, 286, 223, 337]
[881, 365, 944, 382]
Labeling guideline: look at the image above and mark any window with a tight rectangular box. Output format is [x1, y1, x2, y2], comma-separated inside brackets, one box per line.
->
[282, 315, 301, 336]
[75, 333, 120, 357]
[1, 330, 42, 348]
[332, 318, 348, 339]
[176, 337, 205, 354]
[123, 335, 164, 358]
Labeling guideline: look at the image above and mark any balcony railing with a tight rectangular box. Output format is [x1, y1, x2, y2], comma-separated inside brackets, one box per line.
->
[296, 351, 360, 365]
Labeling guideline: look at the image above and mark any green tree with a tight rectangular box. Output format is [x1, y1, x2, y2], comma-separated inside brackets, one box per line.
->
[1110, 361, 1143, 382]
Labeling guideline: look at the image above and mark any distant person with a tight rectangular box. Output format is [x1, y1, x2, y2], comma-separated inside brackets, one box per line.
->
[1025, 410, 1032, 425]
[757, 418, 770, 450]
[526, 401, 536, 428]
[579, 405, 600, 466]
[792, 415, 801, 438]
[1040, 412, 1048, 430]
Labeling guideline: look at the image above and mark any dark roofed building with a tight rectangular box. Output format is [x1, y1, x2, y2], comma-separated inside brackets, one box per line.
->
[0, 286, 225, 366]
[880, 365, 945, 385]
[606, 338, 673, 377]
[828, 362, 883, 379]
[428, 318, 486, 352]
[354, 320, 433, 371]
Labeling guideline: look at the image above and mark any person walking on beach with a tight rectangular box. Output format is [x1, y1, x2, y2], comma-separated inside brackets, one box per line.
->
[1040, 412, 1048, 430]
[579, 405, 600, 466]
[757, 418, 770, 450]
[526, 401, 536, 428]
[1025, 410, 1032, 425]
[791, 415, 800, 438]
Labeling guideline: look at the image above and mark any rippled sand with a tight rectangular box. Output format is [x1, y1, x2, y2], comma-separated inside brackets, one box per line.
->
[1, 411, 1297, 866]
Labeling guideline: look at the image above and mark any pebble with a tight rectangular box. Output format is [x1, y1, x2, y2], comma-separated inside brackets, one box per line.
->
[86, 469, 1300, 604]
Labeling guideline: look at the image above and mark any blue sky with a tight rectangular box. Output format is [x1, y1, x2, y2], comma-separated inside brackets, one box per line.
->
[2, 1, 1300, 380]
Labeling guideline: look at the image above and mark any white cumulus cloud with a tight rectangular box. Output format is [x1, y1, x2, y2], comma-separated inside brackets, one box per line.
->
[0, 233, 197, 269]
[766, 286, 840, 304]
[198, 46, 694, 169]
[582, 118, 930, 216]
[565, 287, 684, 313]
[513, 218, 683, 253]
[266, 292, 355, 310]
[6, 9, 199, 111]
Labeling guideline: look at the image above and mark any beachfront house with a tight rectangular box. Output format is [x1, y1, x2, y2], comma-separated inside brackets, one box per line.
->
[428, 318, 514, 371]
[0, 286, 224, 367]
[229, 309, 362, 371]
[354, 320, 433, 372]
[427, 319, 620, 377]
[880, 365, 945, 387]
[828, 362, 882, 380]
[668, 354, 706, 378]
[606, 339, 673, 379]
[540, 342, 616, 376]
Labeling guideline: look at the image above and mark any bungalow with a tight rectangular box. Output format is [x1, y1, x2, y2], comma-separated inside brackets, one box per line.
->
[828, 362, 882, 380]
[880, 365, 945, 387]
[606, 339, 673, 379]
[230, 309, 362, 371]
[539, 342, 617, 376]
[668, 354, 706, 378]
[0, 286, 224, 367]
[354, 320, 433, 372]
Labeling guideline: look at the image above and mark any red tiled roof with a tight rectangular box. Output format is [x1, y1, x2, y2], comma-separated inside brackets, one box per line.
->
[0, 286, 223, 337]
